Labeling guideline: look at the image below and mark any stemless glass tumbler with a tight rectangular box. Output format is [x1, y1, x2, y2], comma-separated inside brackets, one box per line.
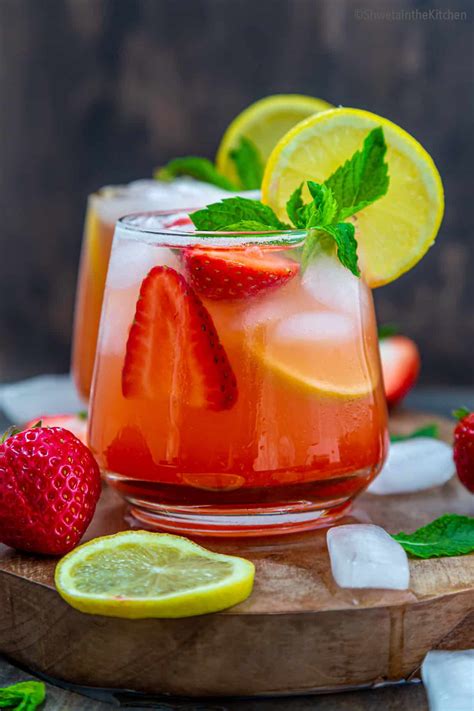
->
[88, 210, 388, 536]
[71, 179, 252, 400]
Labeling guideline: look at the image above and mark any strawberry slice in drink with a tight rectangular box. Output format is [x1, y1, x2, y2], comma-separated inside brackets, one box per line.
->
[122, 266, 237, 410]
[183, 248, 299, 300]
[163, 214, 194, 229]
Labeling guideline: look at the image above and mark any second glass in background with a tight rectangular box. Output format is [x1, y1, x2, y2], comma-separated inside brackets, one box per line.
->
[71, 179, 257, 399]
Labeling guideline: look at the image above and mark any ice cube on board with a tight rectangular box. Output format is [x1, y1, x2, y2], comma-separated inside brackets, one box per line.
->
[327, 524, 410, 590]
[0, 374, 84, 423]
[421, 650, 474, 711]
[368, 438, 454, 495]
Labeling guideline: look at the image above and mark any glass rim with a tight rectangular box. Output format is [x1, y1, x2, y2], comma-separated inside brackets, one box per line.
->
[116, 209, 307, 248]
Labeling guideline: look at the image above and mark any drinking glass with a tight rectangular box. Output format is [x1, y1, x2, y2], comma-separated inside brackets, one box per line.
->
[71, 179, 247, 400]
[88, 210, 388, 536]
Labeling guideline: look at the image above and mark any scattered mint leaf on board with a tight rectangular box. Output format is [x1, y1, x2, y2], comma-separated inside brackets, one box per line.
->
[393, 514, 474, 558]
[453, 407, 471, 421]
[390, 424, 440, 442]
[229, 137, 264, 189]
[0, 681, 46, 710]
[324, 126, 390, 221]
[190, 197, 290, 231]
[155, 157, 238, 191]
[378, 323, 399, 339]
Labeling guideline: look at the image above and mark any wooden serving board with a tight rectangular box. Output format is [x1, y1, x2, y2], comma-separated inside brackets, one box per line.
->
[0, 411, 473, 698]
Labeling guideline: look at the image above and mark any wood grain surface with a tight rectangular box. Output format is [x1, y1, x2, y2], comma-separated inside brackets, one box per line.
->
[0, 411, 472, 699]
[0, 653, 431, 710]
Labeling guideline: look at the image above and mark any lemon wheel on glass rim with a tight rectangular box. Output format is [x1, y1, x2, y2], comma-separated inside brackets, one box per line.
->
[216, 94, 334, 185]
[262, 107, 444, 287]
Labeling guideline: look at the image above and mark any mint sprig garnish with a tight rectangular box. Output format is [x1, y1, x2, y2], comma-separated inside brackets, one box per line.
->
[393, 514, 474, 558]
[286, 183, 305, 227]
[390, 424, 440, 443]
[155, 157, 239, 191]
[156, 137, 264, 191]
[229, 137, 264, 189]
[325, 126, 389, 221]
[188, 127, 389, 276]
[0, 681, 46, 710]
[319, 223, 359, 275]
[191, 197, 290, 231]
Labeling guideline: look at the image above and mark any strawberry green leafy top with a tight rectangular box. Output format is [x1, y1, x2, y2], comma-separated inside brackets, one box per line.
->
[188, 127, 390, 277]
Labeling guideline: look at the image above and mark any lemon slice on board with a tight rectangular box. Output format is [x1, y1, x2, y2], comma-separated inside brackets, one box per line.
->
[55, 531, 255, 619]
[216, 94, 333, 184]
[262, 108, 444, 287]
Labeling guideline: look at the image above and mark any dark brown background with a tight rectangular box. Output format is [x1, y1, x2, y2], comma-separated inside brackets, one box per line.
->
[0, 0, 472, 383]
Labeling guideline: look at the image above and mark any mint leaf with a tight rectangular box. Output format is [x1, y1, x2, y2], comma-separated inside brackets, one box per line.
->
[301, 228, 332, 270]
[221, 220, 279, 232]
[305, 183, 338, 227]
[155, 157, 238, 191]
[290, 183, 360, 275]
[320, 223, 360, 277]
[453, 407, 471, 421]
[0, 681, 46, 710]
[378, 323, 398, 340]
[325, 127, 389, 220]
[393, 514, 474, 558]
[390, 424, 439, 442]
[190, 197, 290, 231]
[229, 137, 264, 189]
[286, 184, 305, 228]
[184, 128, 387, 281]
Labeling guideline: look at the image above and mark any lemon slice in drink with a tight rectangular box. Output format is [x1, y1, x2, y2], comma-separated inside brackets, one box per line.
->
[262, 108, 444, 287]
[260, 349, 377, 399]
[216, 94, 333, 184]
[254, 314, 379, 399]
[55, 531, 255, 618]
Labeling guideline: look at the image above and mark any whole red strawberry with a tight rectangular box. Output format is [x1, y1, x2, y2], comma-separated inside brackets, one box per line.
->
[453, 408, 474, 493]
[0, 425, 101, 554]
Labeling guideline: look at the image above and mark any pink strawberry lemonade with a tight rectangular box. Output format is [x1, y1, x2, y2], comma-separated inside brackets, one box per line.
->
[88, 211, 388, 536]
